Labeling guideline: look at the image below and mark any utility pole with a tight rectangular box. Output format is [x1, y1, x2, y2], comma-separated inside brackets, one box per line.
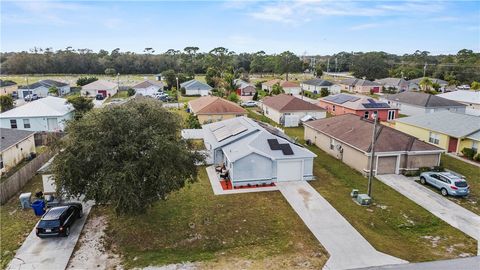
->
[335, 57, 338, 73]
[423, 62, 427, 78]
[176, 77, 180, 109]
[367, 113, 378, 197]
[327, 58, 330, 73]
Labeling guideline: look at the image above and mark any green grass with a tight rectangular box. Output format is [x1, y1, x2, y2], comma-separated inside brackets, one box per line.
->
[0, 74, 154, 87]
[282, 127, 477, 262]
[104, 168, 327, 268]
[0, 175, 43, 269]
[440, 154, 480, 214]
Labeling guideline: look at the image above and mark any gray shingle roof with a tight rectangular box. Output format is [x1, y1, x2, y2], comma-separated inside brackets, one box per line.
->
[18, 79, 68, 89]
[384, 92, 465, 108]
[395, 111, 480, 139]
[0, 80, 17, 87]
[408, 77, 448, 85]
[302, 78, 334, 87]
[0, 128, 35, 152]
[375, 77, 408, 86]
[340, 78, 379, 87]
[180, 79, 213, 91]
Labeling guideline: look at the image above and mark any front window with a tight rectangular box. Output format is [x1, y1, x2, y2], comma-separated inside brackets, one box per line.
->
[332, 105, 336, 112]
[388, 110, 395, 121]
[23, 119, 31, 129]
[428, 132, 440, 145]
[363, 111, 369, 119]
[10, 120, 17, 129]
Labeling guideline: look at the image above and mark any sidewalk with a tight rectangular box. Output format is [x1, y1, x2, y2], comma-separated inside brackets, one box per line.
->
[446, 153, 480, 168]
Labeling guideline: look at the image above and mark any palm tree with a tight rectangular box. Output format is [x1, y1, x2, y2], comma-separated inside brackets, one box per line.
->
[222, 72, 237, 96]
[419, 77, 433, 91]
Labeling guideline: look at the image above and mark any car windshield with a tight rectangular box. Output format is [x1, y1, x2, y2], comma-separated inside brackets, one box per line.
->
[39, 220, 60, 228]
[454, 181, 468, 188]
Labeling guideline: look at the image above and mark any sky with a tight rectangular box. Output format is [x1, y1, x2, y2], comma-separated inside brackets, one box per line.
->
[1, 0, 479, 55]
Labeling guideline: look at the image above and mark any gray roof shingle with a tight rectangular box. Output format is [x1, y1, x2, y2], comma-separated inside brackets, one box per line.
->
[18, 79, 68, 89]
[384, 92, 465, 108]
[0, 128, 35, 152]
[302, 79, 334, 87]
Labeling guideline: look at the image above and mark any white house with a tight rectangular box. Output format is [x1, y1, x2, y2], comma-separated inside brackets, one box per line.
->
[132, 80, 164, 96]
[300, 78, 341, 94]
[261, 94, 326, 127]
[0, 128, 36, 174]
[0, 96, 74, 132]
[437, 90, 480, 110]
[17, 79, 70, 99]
[81, 80, 118, 98]
[180, 79, 213, 96]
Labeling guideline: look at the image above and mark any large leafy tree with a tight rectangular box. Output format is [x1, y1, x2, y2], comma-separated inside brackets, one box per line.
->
[351, 52, 389, 80]
[0, 95, 14, 112]
[51, 99, 202, 214]
[275, 51, 302, 81]
[67, 95, 93, 119]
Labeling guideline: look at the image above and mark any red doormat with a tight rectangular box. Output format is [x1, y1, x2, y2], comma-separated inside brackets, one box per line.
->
[219, 180, 275, 190]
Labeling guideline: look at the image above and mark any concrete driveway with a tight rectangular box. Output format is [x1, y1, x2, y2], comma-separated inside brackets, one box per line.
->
[377, 174, 480, 254]
[7, 201, 93, 270]
[277, 181, 407, 270]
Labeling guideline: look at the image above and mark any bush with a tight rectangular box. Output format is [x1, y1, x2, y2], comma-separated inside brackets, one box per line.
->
[403, 170, 420, 177]
[461, 147, 476, 160]
[227, 93, 239, 103]
[76, 76, 98, 86]
[432, 166, 444, 172]
[255, 81, 266, 90]
[186, 113, 201, 129]
[127, 88, 136, 96]
[320, 88, 329, 97]
[252, 91, 259, 101]
[419, 167, 431, 174]
[474, 153, 480, 162]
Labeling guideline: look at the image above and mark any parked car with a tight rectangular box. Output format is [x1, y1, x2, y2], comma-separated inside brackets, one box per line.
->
[95, 94, 105, 100]
[419, 171, 470, 197]
[36, 203, 83, 238]
[24, 94, 38, 101]
[241, 100, 257, 107]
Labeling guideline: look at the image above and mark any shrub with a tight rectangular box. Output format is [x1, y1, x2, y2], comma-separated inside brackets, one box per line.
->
[127, 88, 136, 96]
[76, 76, 98, 86]
[432, 166, 444, 172]
[186, 113, 201, 129]
[320, 88, 329, 97]
[461, 147, 476, 160]
[227, 93, 239, 103]
[418, 167, 431, 174]
[403, 170, 420, 177]
[474, 153, 480, 162]
[255, 81, 266, 89]
[252, 91, 259, 101]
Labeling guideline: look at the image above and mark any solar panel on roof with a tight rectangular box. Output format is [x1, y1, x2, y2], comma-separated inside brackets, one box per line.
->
[213, 127, 232, 142]
[280, 144, 294, 155]
[327, 94, 360, 104]
[267, 139, 281, 150]
[209, 122, 225, 131]
[230, 124, 248, 136]
[362, 103, 390, 108]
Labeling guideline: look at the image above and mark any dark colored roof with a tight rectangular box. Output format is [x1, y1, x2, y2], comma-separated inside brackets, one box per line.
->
[132, 80, 163, 89]
[384, 91, 465, 108]
[267, 138, 294, 155]
[340, 78, 380, 87]
[302, 78, 334, 87]
[0, 128, 35, 152]
[0, 80, 17, 87]
[408, 77, 448, 85]
[304, 114, 442, 153]
[262, 94, 325, 112]
[18, 79, 68, 89]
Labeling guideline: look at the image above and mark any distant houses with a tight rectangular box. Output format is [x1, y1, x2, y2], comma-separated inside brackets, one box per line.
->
[338, 78, 381, 94]
[318, 93, 398, 122]
[262, 79, 301, 95]
[0, 96, 74, 132]
[381, 91, 466, 116]
[18, 79, 70, 98]
[0, 128, 36, 175]
[181, 79, 213, 96]
[437, 90, 480, 110]
[0, 80, 18, 96]
[300, 79, 341, 95]
[407, 77, 448, 92]
[188, 96, 246, 124]
[132, 80, 164, 96]
[234, 79, 256, 96]
[375, 78, 409, 93]
[81, 80, 118, 98]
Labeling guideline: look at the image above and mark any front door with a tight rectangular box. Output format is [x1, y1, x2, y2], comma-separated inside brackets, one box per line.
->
[98, 90, 107, 97]
[448, 137, 458, 153]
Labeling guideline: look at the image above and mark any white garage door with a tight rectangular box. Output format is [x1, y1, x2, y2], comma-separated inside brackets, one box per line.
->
[277, 160, 303, 182]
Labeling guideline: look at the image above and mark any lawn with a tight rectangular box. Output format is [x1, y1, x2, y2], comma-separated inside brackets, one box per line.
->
[440, 154, 480, 214]
[0, 175, 43, 269]
[103, 168, 328, 268]
[0, 74, 154, 87]
[283, 126, 477, 262]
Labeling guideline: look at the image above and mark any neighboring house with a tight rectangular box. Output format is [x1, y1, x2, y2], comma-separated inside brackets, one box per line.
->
[395, 111, 480, 155]
[188, 96, 247, 124]
[0, 96, 74, 132]
[338, 78, 381, 94]
[262, 79, 301, 95]
[304, 114, 443, 176]
[0, 128, 36, 174]
[375, 77, 409, 93]
[234, 79, 256, 96]
[437, 90, 480, 110]
[203, 117, 316, 186]
[155, 74, 162, 81]
[261, 94, 326, 127]
[318, 93, 398, 122]
[381, 91, 466, 116]
[132, 80, 164, 96]
[0, 80, 18, 96]
[181, 79, 213, 96]
[300, 78, 341, 95]
[408, 77, 448, 92]
[17, 79, 70, 99]
[81, 80, 118, 98]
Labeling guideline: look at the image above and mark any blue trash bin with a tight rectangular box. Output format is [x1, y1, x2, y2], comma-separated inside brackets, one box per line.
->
[31, 200, 45, 216]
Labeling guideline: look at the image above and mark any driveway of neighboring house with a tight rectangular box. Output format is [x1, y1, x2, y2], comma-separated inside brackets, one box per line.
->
[93, 98, 107, 108]
[377, 174, 480, 254]
[277, 181, 407, 270]
[353, 255, 480, 270]
[7, 201, 94, 270]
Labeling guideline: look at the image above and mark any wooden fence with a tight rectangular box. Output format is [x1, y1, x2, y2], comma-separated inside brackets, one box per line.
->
[0, 151, 54, 205]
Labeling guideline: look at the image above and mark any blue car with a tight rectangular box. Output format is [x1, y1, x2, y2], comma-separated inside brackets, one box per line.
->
[419, 172, 470, 197]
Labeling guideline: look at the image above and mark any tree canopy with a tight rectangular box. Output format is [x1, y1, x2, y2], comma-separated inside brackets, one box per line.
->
[67, 95, 93, 119]
[0, 95, 14, 112]
[51, 99, 203, 214]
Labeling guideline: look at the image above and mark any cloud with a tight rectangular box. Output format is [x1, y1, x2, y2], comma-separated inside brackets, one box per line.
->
[103, 18, 123, 30]
[8, 0, 88, 25]
[349, 23, 381, 31]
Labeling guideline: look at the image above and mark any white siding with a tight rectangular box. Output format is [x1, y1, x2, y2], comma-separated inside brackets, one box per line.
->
[0, 112, 73, 132]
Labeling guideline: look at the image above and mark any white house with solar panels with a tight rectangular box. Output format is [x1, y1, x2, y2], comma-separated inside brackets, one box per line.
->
[201, 117, 316, 187]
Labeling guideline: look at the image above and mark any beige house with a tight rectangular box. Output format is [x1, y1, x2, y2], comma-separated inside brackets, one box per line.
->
[262, 79, 301, 95]
[304, 114, 443, 175]
[188, 96, 247, 124]
[81, 80, 118, 98]
[261, 94, 326, 127]
[0, 80, 18, 96]
[0, 128, 36, 174]
[339, 78, 381, 94]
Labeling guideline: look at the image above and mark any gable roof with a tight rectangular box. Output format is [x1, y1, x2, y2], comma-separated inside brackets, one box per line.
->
[82, 80, 117, 90]
[180, 79, 213, 91]
[395, 111, 480, 140]
[375, 77, 408, 87]
[384, 91, 465, 108]
[301, 78, 334, 87]
[339, 78, 380, 87]
[408, 77, 448, 85]
[0, 80, 17, 87]
[437, 90, 480, 105]
[18, 79, 68, 89]
[234, 79, 253, 89]
[262, 94, 325, 112]
[262, 79, 299, 88]
[0, 96, 74, 118]
[188, 96, 246, 115]
[305, 114, 442, 153]
[320, 93, 393, 110]
[132, 80, 163, 89]
[0, 128, 35, 152]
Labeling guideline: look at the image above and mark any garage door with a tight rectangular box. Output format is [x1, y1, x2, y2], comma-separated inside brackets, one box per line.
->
[277, 160, 303, 181]
[376, 156, 397, 175]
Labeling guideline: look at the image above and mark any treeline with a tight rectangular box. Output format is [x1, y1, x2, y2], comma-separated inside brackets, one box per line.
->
[1, 47, 479, 84]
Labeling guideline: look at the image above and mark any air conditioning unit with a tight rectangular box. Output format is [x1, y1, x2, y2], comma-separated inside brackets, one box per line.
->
[336, 144, 343, 153]
[350, 189, 359, 198]
[356, 194, 371, 205]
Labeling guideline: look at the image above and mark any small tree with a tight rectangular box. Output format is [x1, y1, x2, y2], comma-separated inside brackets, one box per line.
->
[227, 92, 239, 103]
[419, 77, 433, 91]
[315, 67, 323, 78]
[271, 83, 284, 95]
[471, 81, 480, 90]
[432, 82, 441, 91]
[127, 88, 136, 96]
[105, 68, 117, 76]
[320, 88, 329, 97]
[252, 91, 259, 101]
[0, 95, 14, 112]
[48, 86, 59, 96]
[67, 95, 94, 119]
[186, 113, 201, 129]
[162, 69, 176, 89]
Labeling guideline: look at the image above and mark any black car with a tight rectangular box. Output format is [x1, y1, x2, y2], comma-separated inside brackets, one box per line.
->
[95, 94, 105, 100]
[36, 203, 83, 238]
